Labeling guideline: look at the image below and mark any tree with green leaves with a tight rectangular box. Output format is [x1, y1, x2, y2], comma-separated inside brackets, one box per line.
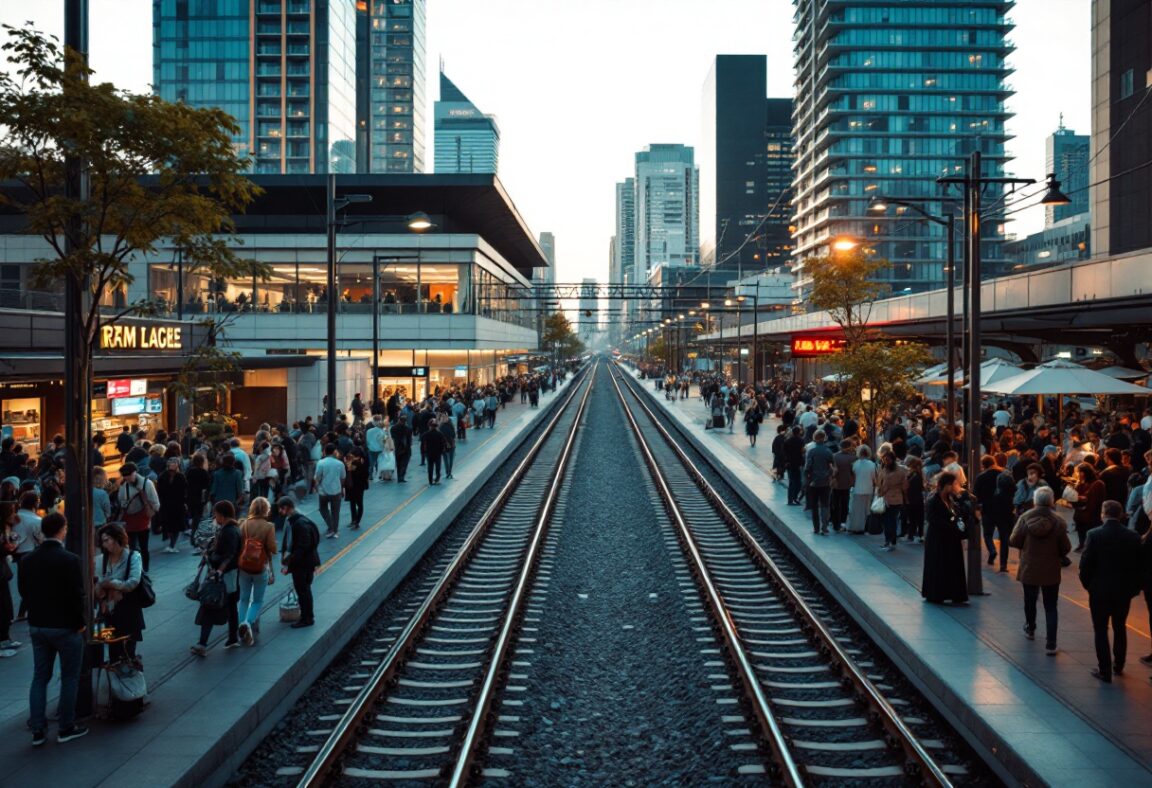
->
[541, 311, 584, 360]
[804, 246, 930, 445]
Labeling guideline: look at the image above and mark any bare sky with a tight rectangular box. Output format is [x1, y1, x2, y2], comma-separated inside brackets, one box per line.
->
[3, 0, 1092, 287]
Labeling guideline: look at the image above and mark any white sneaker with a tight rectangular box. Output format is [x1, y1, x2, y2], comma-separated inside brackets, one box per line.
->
[0, 649, 16, 659]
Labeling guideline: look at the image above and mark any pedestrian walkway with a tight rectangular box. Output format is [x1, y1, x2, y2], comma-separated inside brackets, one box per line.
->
[631, 371, 1152, 786]
[0, 383, 570, 787]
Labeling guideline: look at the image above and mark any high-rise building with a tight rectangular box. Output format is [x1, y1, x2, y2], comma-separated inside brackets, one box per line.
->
[791, 1, 1016, 294]
[537, 232, 556, 286]
[1046, 120, 1089, 227]
[153, 0, 358, 174]
[699, 56, 794, 278]
[613, 178, 636, 285]
[1091, 0, 1151, 256]
[356, 0, 426, 173]
[434, 71, 500, 174]
[634, 144, 700, 279]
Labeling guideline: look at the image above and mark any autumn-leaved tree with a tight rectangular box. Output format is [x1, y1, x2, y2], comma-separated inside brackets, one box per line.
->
[541, 311, 584, 360]
[804, 247, 892, 346]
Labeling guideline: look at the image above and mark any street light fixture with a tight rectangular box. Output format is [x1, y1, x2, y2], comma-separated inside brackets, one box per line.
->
[831, 236, 859, 252]
[867, 194, 959, 428]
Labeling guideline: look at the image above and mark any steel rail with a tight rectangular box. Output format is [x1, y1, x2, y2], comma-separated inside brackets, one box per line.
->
[606, 366, 806, 787]
[612, 364, 954, 787]
[296, 365, 593, 788]
[446, 363, 598, 786]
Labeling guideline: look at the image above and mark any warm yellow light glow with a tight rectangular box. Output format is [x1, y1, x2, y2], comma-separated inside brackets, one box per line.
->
[832, 237, 858, 252]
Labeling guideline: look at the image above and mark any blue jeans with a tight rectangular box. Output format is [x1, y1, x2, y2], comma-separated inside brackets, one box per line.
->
[881, 505, 903, 546]
[29, 626, 84, 732]
[237, 570, 268, 629]
[368, 450, 381, 476]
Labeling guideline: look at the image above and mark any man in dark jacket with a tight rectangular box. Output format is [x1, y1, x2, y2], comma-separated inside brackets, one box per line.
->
[278, 497, 321, 628]
[18, 512, 87, 745]
[115, 425, 135, 459]
[782, 426, 806, 506]
[830, 439, 855, 532]
[423, 420, 447, 485]
[1080, 500, 1143, 682]
[390, 415, 413, 484]
[437, 414, 457, 480]
[1100, 449, 1130, 513]
[803, 430, 836, 535]
[1009, 487, 1071, 654]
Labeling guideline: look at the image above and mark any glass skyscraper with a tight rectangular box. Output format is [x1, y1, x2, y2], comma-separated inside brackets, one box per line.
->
[434, 71, 500, 174]
[153, 0, 357, 174]
[634, 144, 700, 278]
[1045, 122, 1089, 226]
[357, 0, 426, 173]
[791, 0, 1015, 294]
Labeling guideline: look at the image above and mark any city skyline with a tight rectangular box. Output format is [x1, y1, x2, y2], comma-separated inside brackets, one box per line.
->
[1, 0, 1092, 289]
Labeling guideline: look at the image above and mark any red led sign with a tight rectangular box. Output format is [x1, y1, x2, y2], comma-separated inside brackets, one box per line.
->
[790, 336, 846, 358]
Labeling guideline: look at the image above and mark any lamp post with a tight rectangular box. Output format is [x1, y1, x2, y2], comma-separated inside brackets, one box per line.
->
[868, 195, 958, 427]
[938, 154, 1069, 596]
[326, 174, 372, 432]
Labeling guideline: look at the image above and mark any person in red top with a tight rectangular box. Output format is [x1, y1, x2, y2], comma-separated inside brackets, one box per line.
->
[115, 463, 160, 571]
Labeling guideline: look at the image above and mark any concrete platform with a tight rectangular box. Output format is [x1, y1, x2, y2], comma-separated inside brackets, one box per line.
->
[628, 370, 1152, 787]
[0, 382, 573, 787]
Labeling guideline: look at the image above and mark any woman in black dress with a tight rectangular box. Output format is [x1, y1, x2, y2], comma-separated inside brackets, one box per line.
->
[922, 472, 970, 604]
[156, 457, 188, 553]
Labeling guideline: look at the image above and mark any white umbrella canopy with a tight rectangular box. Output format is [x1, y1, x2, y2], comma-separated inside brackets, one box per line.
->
[1089, 365, 1147, 380]
[822, 371, 851, 383]
[921, 357, 1022, 387]
[913, 362, 949, 386]
[984, 359, 1152, 396]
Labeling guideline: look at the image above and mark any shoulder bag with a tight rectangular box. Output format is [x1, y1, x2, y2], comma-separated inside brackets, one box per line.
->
[123, 549, 156, 609]
[197, 570, 227, 610]
[183, 560, 206, 602]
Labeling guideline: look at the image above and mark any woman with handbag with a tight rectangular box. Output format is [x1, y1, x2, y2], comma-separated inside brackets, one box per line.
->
[189, 500, 242, 657]
[96, 523, 145, 661]
[874, 452, 908, 552]
[1072, 462, 1106, 552]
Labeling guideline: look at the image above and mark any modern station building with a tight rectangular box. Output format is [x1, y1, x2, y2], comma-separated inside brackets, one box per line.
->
[0, 173, 545, 443]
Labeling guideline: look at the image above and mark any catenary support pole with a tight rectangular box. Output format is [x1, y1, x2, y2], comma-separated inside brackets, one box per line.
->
[966, 152, 985, 597]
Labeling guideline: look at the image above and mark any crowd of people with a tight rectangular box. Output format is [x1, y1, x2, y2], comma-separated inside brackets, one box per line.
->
[1, 369, 562, 745]
[640, 363, 1152, 685]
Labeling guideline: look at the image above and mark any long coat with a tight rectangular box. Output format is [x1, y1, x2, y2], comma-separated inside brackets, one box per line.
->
[922, 494, 970, 603]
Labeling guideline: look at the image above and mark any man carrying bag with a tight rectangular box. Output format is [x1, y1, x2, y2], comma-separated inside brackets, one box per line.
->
[277, 497, 321, 629]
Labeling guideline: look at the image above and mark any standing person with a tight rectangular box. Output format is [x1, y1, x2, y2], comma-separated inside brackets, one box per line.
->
[156, 457, 188, 554]
[12, 491, 42, 621]
[95, 523, 145, 661]
[744, 401, 762, 447]
[209, 452, 246, 510]
[770, 424, 787, 482]
[391, 415, 413, 484]
[91, 467, 112, 529]
[803, 430, 836, 535]
[313, 443, 346, 538]
[783, 426, 806, 506]
[379, 430, 397, 482]
[904, 456, 926, 542]
[1073, 462, 1106, 552]
[116, 425, 135, 461]
[116, 462, 160, 572]
[423, 418, 447, 486]
[1, 502, 20, 656]
[365, 418, 386, 478]
[830, 439, 855, 532]
[847, 445, 876, 535]
[343, 447, 369, 530]
[251, 441, 272, 501]
[185, 453, 211, 527]
[268, 443, 290, 504]
[874, 451, 908, 551]
[438, 413, 457, 480]
[985, 472, 1018, 572]
[236, 497, 277, 646]
[1009, 487, 1071, 656]
[190, 501, 242, 656]
[1080, 500, 1142, 683]
[19, 512, 87, 745]
[350, 392, 365, 427]
[278, 497, 320, 628]
[921, 472, 971, 605]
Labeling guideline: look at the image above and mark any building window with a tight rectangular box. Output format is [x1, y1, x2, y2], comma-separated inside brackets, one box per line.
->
[1120, 68, 1135, 99]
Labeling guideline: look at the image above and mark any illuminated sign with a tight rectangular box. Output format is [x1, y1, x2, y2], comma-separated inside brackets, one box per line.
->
[790, 336, 847, 358]
[111, 396, 146, 416]
[107, 379, 148, 398]
[375, 366, 429, 377]
[99, 324, 183, 351]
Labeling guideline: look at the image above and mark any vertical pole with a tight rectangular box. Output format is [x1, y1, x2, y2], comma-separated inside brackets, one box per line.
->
[967, 152, 985, 596]
[326, 174, 337, 432]
[945, 217, 955, 429]
[64, 0, 94, 716]
[372, 255, 379, 407]
[752, 293, 759, 385]
[736, 300, 743, 385]
[176, 247, 184, 320]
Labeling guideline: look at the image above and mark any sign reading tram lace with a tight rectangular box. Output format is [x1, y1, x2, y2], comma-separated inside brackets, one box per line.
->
[790, 335, 846, 358]
[99, 324, 184, 352]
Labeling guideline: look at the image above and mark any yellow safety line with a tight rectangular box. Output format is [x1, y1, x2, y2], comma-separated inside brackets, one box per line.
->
[1061, 592, 1152, 640]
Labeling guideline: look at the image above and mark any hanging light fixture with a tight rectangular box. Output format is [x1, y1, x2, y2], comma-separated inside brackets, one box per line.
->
[1039, 173, 1071, 206]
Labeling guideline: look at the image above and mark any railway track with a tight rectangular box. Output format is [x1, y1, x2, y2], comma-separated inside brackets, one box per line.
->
[608, 363, 971, 786]
[293, 365, 597, 787]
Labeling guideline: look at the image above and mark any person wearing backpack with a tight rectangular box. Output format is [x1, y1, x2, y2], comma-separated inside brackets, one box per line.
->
[278, 496, 320, 628]
[116, 463, 160, 572]
[236, 497, 277, 646]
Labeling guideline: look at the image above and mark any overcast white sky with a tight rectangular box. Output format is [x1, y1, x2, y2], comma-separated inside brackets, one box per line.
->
[3, 0, 1091, 287]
